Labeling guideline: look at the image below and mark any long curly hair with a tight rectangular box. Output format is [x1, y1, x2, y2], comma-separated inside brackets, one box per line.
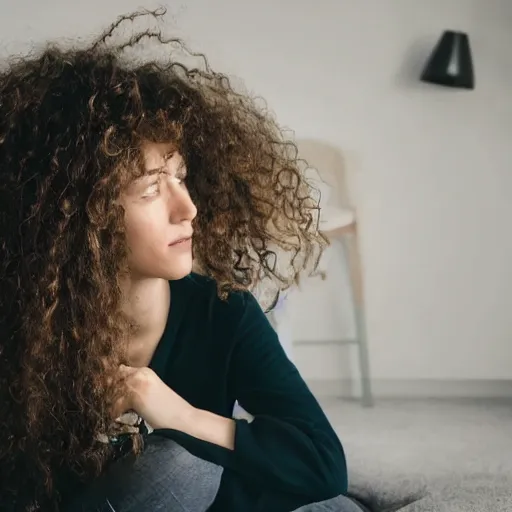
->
[0, 9, 327, 511]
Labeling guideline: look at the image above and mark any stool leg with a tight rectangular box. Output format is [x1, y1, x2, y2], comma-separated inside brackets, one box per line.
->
[354, 303, 373, 407]
[340, 232, 374, 407]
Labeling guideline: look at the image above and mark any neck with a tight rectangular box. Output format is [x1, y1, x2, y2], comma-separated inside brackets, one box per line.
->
[120, 275, 171, 366]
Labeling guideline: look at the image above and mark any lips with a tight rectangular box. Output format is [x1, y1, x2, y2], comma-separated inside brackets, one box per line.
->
[168, 236, 192, 246]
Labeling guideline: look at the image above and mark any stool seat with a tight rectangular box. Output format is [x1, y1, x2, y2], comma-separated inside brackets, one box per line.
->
[319, 205, 356, 236]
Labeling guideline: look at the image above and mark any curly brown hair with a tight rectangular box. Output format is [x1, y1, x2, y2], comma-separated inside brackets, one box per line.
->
[0, 8, 327, 511]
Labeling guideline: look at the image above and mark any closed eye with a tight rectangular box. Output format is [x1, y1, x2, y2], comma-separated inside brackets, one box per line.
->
[141, 164, 187, 197]
[142, 180, 160, 197]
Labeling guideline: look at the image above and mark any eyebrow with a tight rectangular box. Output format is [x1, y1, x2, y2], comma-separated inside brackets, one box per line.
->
[145, 151, 176, 174]
[144, 166, 166, 176]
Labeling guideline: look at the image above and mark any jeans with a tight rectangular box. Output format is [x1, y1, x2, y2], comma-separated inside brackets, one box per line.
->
[64, 435, 365, 512]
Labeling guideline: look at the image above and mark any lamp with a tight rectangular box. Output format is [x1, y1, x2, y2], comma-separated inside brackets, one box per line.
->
[421, 30, 475, 89]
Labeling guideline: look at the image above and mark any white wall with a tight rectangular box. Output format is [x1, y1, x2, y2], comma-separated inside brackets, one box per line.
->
[2, 0, 511, 385]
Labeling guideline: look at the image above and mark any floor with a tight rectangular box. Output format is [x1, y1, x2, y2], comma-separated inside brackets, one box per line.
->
[320, 397, 512, 512]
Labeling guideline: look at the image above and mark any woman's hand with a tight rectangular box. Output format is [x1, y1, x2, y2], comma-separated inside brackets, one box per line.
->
[111, 364, 235, 450]
[114, 365, 195, 431]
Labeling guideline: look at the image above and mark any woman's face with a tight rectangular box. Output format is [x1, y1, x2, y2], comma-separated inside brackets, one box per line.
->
[120, 141, 197, 281]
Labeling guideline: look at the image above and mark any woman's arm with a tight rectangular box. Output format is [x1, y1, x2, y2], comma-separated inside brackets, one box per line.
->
[223, 292, 348, 500]
[114, 365, 237, 451]
[157, 291, 347, 503]
[176, 407, 236, 451]
[143, 290, 348, 504]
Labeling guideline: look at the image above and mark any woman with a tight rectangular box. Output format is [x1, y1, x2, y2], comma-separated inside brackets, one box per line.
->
[0, 9, 369, 512]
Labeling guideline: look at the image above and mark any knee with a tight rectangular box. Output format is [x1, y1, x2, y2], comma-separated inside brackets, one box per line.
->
[65, 436, 223, 512]
[142, 435, 223, 509]
[144, 435, 220, 474]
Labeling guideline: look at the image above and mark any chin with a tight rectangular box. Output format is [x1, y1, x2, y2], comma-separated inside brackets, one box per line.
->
[168, 270, 192, 281]
[131, 254, 193, 282]
[165, 261, 194, 281]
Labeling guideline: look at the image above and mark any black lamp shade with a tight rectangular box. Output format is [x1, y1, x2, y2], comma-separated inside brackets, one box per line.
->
[421, 31, 475, 89]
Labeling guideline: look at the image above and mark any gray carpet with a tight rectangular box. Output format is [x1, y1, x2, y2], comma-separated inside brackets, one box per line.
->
[320, 397, 512, 512]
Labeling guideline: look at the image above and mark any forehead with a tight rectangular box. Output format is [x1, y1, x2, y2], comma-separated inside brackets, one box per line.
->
[141, 141, 177, 170]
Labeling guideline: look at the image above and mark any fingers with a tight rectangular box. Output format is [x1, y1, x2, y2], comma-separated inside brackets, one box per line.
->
[119, 364, 137, 374]
[110, 364, 134, 387]
[112, 394, 130, 420]
[117, 364, 139, 384]
[110, 365, 151, 420]
[103, 358, 129, 388]
[111, 366, 139, 418]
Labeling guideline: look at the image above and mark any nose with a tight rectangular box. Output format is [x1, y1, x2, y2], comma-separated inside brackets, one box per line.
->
[168, 183, 197, 224]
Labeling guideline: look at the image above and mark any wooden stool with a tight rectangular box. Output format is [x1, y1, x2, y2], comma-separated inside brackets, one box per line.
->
[319, 205, 373, 407]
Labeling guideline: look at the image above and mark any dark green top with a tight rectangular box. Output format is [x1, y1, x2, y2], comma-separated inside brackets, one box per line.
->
[149, 273, 348, 512]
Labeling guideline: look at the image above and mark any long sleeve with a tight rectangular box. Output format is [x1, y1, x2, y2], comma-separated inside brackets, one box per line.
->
[153, 283, 348, 508]
[225, 292, 348, 501]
